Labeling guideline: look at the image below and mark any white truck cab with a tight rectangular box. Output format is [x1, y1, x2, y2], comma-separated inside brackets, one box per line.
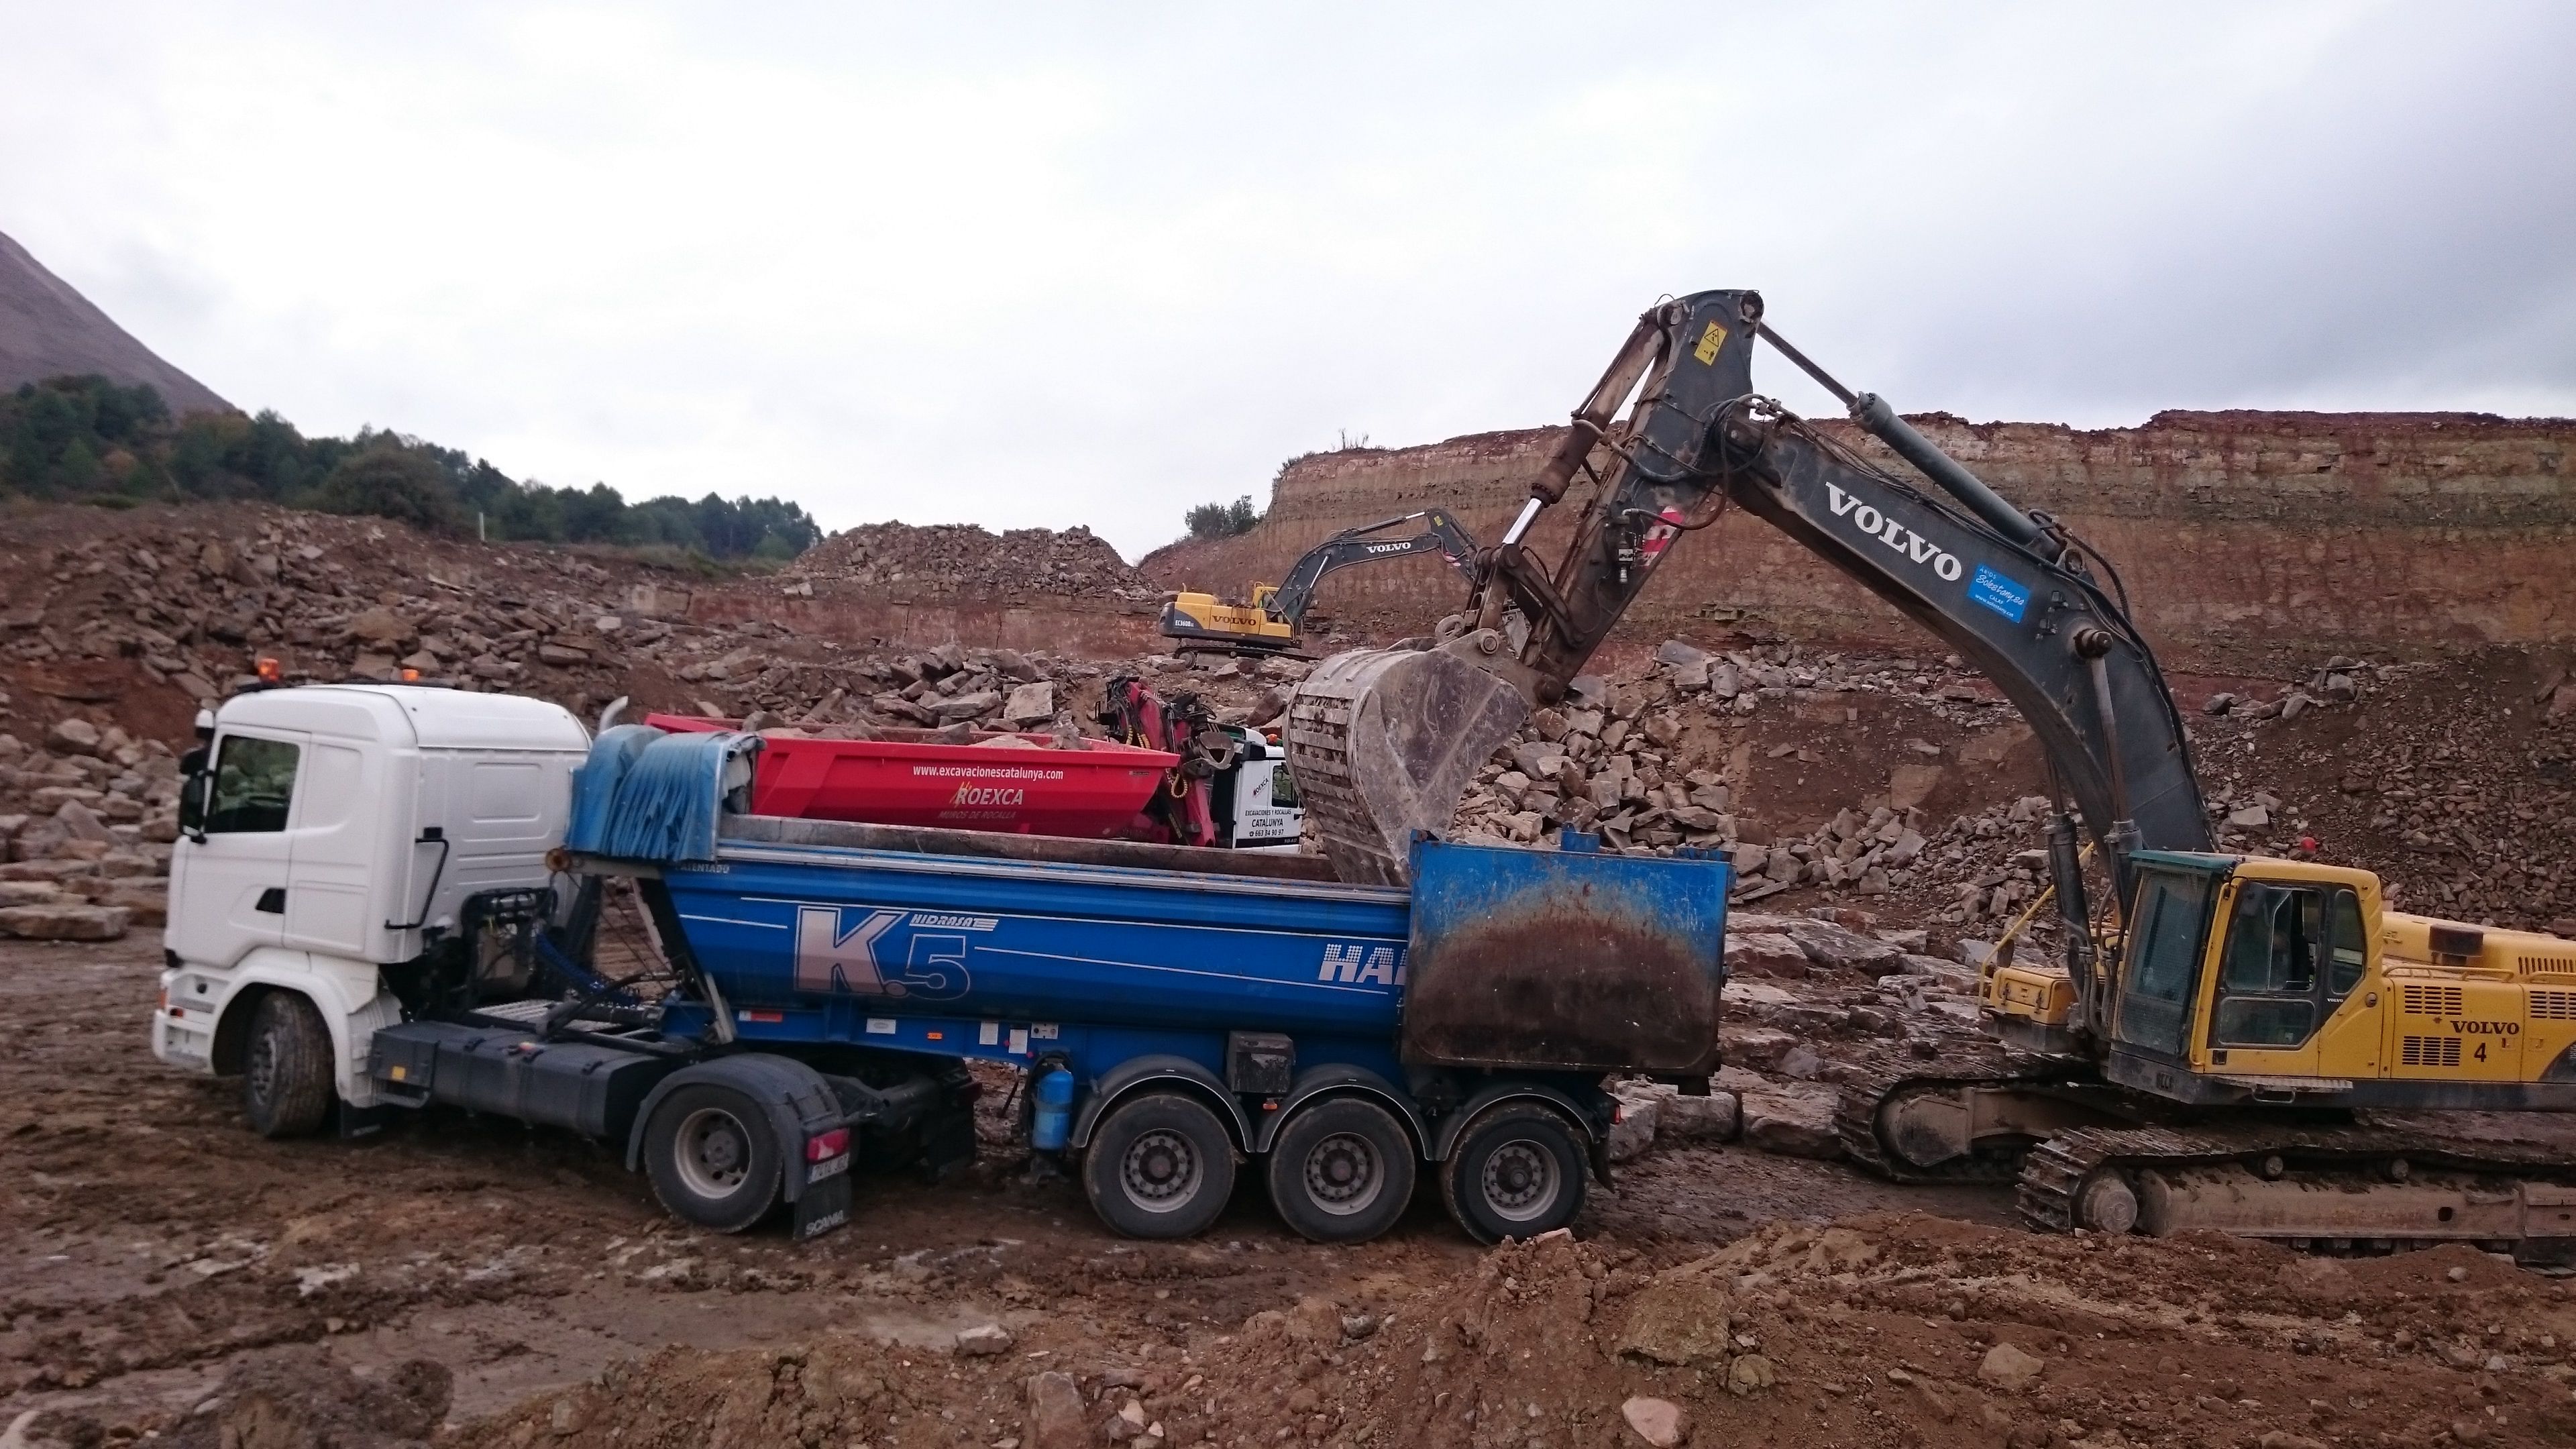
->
[153, 684, 590, 1132]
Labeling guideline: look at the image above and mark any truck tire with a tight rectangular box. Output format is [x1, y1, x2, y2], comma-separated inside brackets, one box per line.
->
[242, 992, 334, 1138]
[1265, 1096, 1417, 1244]
[1083, 1091, 1235, 1240]
[643, 1084, 784, 1233]
[1439, 1102, 1588, 1244]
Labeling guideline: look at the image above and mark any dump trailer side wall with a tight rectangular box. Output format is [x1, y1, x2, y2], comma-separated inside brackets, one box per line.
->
[659, 835, 1412, 1040]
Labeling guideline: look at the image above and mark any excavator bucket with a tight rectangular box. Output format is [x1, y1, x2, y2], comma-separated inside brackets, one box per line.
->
[1284, 645, 1530, 886]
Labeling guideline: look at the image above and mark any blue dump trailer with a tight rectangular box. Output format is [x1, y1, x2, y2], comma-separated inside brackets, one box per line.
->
[358, 727, 1731, 1244]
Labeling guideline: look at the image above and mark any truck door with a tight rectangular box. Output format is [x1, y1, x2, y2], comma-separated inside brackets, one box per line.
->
[168, 729, 307, 967]
[282, 742, 376, 957]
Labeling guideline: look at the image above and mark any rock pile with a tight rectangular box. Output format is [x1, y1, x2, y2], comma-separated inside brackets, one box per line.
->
[1448, 637, 2021, 906]
[0, 719, 179, 941]
[0, 505, 703, 718]
[1448, 635, 2576, 936]
[10, 502, 2573, 940]
[2191, 648, 2576, 932]
[790, 521, 1157, 600]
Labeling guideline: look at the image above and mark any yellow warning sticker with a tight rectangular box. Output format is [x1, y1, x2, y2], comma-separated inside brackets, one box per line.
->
[1693, 321, 1729, 365]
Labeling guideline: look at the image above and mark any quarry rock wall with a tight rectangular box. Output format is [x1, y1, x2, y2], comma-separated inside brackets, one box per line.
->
[1142, 412, 2576, 675]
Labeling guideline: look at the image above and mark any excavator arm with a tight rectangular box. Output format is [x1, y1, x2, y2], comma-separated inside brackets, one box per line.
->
[1288, 288, 2209, 899]
[1263, 509, 1482, 631]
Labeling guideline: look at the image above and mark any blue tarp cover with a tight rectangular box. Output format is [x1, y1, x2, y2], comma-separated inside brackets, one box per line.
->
[564, 726, 757, 863]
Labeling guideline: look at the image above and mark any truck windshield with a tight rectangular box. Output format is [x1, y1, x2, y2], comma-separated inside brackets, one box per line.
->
[2114, 867, 2215, 1055]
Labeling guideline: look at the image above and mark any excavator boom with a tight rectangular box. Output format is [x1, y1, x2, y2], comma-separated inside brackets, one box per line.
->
[1287, 288, 2206, 888]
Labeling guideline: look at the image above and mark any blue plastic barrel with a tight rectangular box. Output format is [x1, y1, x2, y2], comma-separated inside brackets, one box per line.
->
[1030, 1067, 1075, 1150]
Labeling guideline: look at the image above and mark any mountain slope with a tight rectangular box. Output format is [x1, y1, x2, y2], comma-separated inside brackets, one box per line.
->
[0, 227, 228, 414]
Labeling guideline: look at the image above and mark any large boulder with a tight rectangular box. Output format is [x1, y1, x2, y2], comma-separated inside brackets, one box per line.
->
[0, 903, 130, 941]
[1657, 1088, 1739, 1144]
[46, 717, 103, 756]
[344, 606, 414, 647]
[1003, 681, 1057, 727]
[1617, 1273, 1733, 1367]
[1738, 1084, 1843, 1159]
[933, 691, 1003, 724]
[1723, 931, 1809, 979]
[1778, 915, 1907, 975]
[1606, 1091, 1661, 1163]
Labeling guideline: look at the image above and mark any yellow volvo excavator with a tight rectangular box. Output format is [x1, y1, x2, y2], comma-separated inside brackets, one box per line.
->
[1159, 508, 1481, 656]
[1282, 288, 2576, 1260]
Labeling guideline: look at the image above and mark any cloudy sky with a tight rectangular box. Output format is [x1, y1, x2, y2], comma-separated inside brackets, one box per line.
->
[6, 3, 2571, 557]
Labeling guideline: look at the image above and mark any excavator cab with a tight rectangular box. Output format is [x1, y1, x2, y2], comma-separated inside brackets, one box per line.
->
[2103, 853, 2380, 1097]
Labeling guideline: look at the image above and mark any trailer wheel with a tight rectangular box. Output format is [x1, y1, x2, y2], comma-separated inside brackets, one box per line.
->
[1439, 1102, 1587, 1244]
[242, 992, 334, 1139]
[1266, 1097, 1417, 1244]
[643, 1085, 784, 1233]
[1083, 1091, 1235, 1240]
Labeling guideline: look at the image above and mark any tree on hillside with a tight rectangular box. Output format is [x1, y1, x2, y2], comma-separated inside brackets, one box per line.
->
[1185, 494, 1260, 540]
[314, 443, 464, 532]
[0, 372, 824, 561]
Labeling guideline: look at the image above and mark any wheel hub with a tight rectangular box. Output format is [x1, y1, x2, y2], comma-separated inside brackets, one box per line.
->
[1481, 1139, 1558, 1222]
[674, 1108, 754, 1199]
[1122, 1128, 1201, 1209]
[1303, 1132, 1382, 1214]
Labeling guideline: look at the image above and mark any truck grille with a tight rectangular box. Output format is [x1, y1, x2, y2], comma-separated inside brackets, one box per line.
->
[2401, 985, 2463, 1016]
[2530, 989, 2576, 1020]
[2400, 1035, 2463, 1068]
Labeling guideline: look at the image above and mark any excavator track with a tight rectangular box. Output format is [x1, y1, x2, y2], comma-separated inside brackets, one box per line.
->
[1833, 1051, 2090, 1184]
[2019, 1121, 2576, 1262]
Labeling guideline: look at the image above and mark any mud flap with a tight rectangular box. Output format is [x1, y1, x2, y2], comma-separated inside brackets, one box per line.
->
[791, 1169, 853, 1240]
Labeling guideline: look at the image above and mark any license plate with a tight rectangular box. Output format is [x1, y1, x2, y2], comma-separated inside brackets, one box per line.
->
[808, 1150, 851, 1181]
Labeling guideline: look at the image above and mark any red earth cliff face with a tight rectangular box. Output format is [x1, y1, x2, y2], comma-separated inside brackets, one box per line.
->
[1140, 412, 2576, 674]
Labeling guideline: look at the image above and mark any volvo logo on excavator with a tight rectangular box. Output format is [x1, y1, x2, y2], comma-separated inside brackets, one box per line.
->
[1825, 483, 1964, 582]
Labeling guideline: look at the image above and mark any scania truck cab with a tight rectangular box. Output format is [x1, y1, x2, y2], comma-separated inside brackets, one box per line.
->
[154, 685, 592, 1132]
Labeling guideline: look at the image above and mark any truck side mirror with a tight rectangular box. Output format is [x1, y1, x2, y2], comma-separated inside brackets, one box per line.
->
[178, 768, 212, 843]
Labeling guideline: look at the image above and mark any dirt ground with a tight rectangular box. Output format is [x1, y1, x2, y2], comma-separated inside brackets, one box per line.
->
[0, 934, 1992, 1438]
[6, 935, 2576, 1448]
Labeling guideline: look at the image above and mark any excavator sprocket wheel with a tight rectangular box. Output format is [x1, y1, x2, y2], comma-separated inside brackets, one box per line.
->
[1284, 645, 1530, 886]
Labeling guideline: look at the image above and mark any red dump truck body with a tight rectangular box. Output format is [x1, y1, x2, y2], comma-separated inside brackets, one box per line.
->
[644, 713, 1178, 838]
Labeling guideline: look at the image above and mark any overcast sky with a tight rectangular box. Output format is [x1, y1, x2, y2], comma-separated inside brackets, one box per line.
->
[6, 3, 2571, 557]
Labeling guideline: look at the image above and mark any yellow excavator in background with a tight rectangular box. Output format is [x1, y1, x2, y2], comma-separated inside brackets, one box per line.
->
[1279, 288, 2576, 1260]
[1158, 509, 1481, 656]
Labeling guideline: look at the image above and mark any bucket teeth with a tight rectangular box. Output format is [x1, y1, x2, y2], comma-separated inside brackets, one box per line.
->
[1283, 646, 1530, 885]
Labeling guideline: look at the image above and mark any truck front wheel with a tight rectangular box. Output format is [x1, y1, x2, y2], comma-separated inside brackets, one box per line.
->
[242, 992, 334, 1139]
[1439, 1102, 1588, 1244]
[643, 1085, 784, 1233]
[1266, 1097, 1417, 1244]
[1083, 1091, 1236, 1240]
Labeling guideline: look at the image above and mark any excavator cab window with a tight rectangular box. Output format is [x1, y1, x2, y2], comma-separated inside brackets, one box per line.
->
[2114, 866, 2218, 1055]
[2326, 890, 2367, 996]
[2208, 882, 2367, 1049]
